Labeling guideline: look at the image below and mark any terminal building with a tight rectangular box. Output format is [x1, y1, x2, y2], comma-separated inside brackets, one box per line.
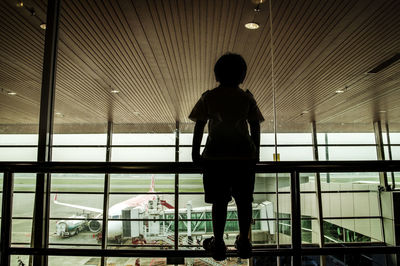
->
[0, 0, 400, 265]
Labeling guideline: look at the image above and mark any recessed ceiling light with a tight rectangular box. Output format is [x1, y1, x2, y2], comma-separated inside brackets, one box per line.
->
[16, 1, 23, 7]
[301, 110, 309, 114]
[7, 91, 17, 95]
[133, 111, 140, 116]
[40, 23, 46, 30]
[335, 89, 345, 94]
[245, 22, 260, 30]
[379, 110, 387, 113]
[111, 89, 119, 94]
[55, 112, 64, 117]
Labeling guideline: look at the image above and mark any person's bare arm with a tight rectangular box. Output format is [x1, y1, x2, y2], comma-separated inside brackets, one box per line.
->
[249, 121, 260, 161]
[192, 120, 207, 164]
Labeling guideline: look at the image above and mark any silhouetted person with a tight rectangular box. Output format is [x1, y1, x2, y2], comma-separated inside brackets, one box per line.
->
[189, 53, 264, 261]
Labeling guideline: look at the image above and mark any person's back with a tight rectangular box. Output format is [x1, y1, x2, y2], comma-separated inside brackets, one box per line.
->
[190, 53, 264, 261]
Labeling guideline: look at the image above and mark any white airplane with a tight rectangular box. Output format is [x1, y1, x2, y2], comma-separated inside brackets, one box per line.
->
[54, 175, 173, 242]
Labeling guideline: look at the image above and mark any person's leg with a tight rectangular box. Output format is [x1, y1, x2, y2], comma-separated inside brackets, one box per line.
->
[236, 200, 252, 241]
[212, 200, 228, 243]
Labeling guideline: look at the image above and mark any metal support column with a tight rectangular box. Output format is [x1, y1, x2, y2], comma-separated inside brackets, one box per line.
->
[385, 122, 395, 189]
[32, 0, 61, 265]
[311, 122, 325, 265]
[290, 171, 301, 266]
[0, 172, 14, 266]
[373, 121, 389, 190]
[101, 122, 113, 266]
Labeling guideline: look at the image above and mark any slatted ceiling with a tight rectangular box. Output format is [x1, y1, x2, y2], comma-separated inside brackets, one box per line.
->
[1, 0, 400, 132]
[275, 0, 400, 122]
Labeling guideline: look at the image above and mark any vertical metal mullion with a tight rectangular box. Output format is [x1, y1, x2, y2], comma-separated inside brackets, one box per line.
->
[101, 122, 113, 266]
[33, 0, 61, 265]
[385, 122, 395, 189]
[174, 121, 179, 250]
[290, 171, 301, 266]
[374, 121, 389, 190]
[311, 122, 325, 266]
[1, 172, 14, 266]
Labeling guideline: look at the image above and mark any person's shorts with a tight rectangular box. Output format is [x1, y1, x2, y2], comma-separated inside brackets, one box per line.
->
[202, 160, 255, 204]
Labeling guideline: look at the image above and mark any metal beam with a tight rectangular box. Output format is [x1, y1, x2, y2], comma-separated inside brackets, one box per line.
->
[0, 172, 14, 266]
[101, 122, 113, 266]
[174, 121, 180, 250]
[32, 0, 61, 265]
[373, 121, 389, 190]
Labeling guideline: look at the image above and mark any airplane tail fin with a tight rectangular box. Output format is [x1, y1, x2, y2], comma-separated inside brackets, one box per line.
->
[149, 175, 155, 192]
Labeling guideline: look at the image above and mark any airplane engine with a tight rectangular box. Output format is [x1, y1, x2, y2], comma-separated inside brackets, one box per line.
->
[88, 220, 102, 233]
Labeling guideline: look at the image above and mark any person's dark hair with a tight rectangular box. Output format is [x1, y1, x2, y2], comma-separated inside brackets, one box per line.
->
[214, 53, 247, 86]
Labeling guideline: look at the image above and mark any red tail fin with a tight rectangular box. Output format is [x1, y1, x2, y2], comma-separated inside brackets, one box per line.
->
[149, 175, 155, 192]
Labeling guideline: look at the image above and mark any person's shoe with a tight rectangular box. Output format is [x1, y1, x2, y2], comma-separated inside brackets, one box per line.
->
[203, 237, 227, 261]
[234, 235, 252, 259]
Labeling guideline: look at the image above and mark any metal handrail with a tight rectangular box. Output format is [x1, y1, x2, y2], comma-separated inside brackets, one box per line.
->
[0, 160, 400, 173]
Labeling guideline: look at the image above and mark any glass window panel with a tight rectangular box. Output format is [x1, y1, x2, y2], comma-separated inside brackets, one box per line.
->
[11, 256, 30, 266]
[52, 148, 106, 161]
[323, 219, 382, 243]
[0, 134, 38, 145]
[391, 146, 400, 160]
[388, 133, 400, 144]
[277, 133, 312, 144]
[278, 217, 291, 245]
[12, 193, 34, 218]
[299, 173, 317, 192]
[52, 134, 107, 145]
[260, 146, 276, 161]
[395, 172, 400, 188]
[179, 174, 203, 193]
[255, 173, 276, 193]
[260, 133, 275, 145]
[11, 219, 32, 245]
[252, 220, 277, 245]
[179, 147, 204, 162]
[111, 147, 174, 162]
[179, 133, 208, 145]
[318, 146, 377, 160]
[277, 147, 314, 161]
[50, 193, 103, 219]
[301, 194, 318, 218]
[14, 173, 35, 192]
[0, 148, 37, 161]
[320, 172, 380, 186]
[110, 174, 174, 193]
[112, 133, 175, 145]
[48, 256, 101, 266]
[322, 133, 376, 144]
[321, 192, 380, 218]
[51, 174, 104, 193]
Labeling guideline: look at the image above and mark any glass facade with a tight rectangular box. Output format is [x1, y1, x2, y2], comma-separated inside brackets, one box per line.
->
[1, 0, 399, 265]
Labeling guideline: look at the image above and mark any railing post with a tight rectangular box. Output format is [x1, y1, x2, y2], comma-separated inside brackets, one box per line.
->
[1, 172, 14, 266]
[291, 171, 301, 266]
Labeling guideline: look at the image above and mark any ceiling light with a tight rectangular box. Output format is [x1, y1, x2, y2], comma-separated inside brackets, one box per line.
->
[16, 1, 23, 7]
[40, 23, 46, 30]
[7, 91, 17, 95]
[335, 89, 345, 94]
[301, 110, 309, 114]
[133, 111, 140, 116]
[55, 112, 64, 117]
[379, 110, 387, 113]
[111, 89, 119, 94]
[245, 22, 260, 30]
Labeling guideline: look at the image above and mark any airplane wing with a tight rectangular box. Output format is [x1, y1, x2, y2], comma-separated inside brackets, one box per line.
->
[54, 195, 103, 214]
